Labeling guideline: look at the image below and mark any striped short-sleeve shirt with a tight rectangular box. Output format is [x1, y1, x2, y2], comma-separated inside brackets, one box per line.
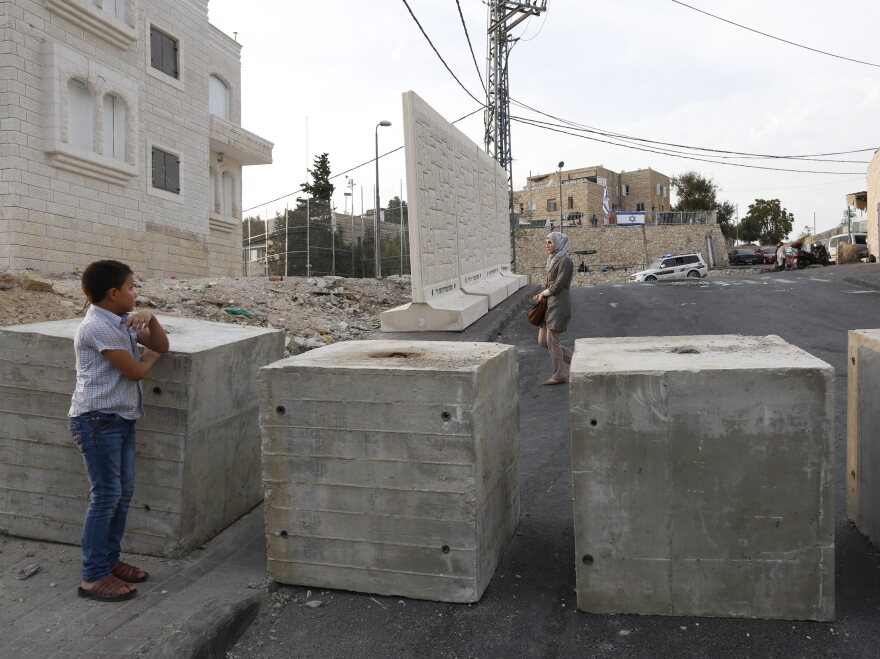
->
[68, 305, 144, 420]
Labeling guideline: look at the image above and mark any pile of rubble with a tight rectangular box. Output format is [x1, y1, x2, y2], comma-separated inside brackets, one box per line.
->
[0, 271, 412, 355]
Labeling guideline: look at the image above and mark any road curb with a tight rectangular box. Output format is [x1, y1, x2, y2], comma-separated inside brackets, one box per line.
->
[144, 591, 265, 659]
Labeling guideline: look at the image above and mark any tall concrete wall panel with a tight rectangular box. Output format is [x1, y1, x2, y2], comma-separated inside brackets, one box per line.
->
[259, 340, 520, 602]
[0, 317, 284, 557]
[570, 335, 834, 620]
[847, 329, 880, 549]
[381, 92, 525, 332]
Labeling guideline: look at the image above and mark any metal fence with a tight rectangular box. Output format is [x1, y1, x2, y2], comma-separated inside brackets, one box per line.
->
[242, 206, 411, 278]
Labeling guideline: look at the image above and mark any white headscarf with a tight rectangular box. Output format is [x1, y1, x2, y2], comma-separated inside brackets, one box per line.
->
[546, 231, 571, 272]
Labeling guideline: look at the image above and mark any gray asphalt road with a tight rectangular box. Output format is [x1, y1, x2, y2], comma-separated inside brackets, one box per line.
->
[231, 266, 880, 659]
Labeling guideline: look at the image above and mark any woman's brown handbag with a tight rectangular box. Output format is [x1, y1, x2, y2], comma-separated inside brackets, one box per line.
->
[527, 296, 548, 326]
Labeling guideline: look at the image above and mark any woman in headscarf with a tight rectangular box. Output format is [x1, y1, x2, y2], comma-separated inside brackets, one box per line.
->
[534, 231, 574, 385]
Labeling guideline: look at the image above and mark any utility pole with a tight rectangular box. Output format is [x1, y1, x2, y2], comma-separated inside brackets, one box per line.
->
[485, 0, 547, 211]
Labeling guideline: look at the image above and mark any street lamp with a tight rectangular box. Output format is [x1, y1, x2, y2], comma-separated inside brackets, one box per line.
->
[557, 161, 565, 233]
[375, 120, 392, 278]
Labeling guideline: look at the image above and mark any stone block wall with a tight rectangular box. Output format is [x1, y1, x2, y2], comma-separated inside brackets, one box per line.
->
[0, 0, 268, 277]
[514, 224, 728, 284]
[868, 149, 879, 259]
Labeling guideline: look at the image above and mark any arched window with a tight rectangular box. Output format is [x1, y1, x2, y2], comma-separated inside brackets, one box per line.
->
[220, 171, 233, 216]
[103, 94, 126, 161]
[67, 79, 93, 150]
[209, 75, 229, 119]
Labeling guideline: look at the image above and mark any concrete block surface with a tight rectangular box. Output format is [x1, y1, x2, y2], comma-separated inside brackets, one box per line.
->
[0, 316, 285, 556]
[570, 335, 834, 620]
[259, 340, 520, 602]
[848, 329, 880, 549]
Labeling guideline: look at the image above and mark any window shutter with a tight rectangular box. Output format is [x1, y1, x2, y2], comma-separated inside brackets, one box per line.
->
[150, 28, 161, 70]
[151, 147, 164, 189]
[166, 153, 180, 193]
[163, 35, 177, 78]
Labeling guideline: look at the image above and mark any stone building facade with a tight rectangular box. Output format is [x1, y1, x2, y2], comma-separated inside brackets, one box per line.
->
[868, 149, 880, 259]
[512, 166, 671, 226]
[0, 0, 272, 277]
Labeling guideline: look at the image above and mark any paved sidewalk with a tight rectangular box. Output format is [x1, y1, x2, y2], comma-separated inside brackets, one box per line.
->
[0, 506, 265, 659]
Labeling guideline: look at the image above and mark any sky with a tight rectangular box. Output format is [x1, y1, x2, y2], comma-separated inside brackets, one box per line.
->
[207, 0, 880, 238]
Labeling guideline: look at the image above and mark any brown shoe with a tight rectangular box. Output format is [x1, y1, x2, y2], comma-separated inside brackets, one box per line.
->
[543, 378, 566, 386]
[77, 574, 137, 602]
[112, 561, 149, 583]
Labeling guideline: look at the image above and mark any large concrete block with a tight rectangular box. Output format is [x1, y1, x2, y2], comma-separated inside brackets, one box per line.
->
[259, 340, 519, 602]
[848, 329, 880, 549]
[0, 317, 285, 557]
[570, 335, 834, 620]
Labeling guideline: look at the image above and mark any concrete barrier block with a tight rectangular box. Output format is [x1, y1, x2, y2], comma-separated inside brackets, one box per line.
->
[259, 340, 519, 602]
[570, 335, 834, 620]
[848, 329, 880, 549]
[0, 317, 285, 557]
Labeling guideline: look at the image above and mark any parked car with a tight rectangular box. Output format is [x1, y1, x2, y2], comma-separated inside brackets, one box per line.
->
[755, 246, 777, 265]
[630, 253, 708, 282]
[728, 248, 762, 266]
[827, 232, 868, 264]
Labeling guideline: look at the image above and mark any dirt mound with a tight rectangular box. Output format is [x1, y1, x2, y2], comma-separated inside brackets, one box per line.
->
[0, 270, 412, 355]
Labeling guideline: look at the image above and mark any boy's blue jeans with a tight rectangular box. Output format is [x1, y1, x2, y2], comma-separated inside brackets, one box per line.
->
[69, 412, 136, 582]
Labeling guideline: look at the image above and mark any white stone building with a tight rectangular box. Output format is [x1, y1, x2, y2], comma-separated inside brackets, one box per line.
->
[0, 0, 272, 277]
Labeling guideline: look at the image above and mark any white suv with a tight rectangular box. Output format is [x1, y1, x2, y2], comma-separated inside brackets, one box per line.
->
[630, 253, 708, 282]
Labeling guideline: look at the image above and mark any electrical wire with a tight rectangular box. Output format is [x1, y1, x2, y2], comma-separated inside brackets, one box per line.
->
[511, 115, 866, 175]
[242, 108, 483, 214]
[455, 0, 486, 94]
[400, 0, 485, 106]
[509, 97, 877, 161]
[510, 114, 871, 165]
[670, 0, 880, 69]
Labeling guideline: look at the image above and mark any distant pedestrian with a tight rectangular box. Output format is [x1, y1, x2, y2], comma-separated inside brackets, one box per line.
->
[69, 260, 169, 602]
[775, 241, 786, 271]
[534, 232, 574, 385]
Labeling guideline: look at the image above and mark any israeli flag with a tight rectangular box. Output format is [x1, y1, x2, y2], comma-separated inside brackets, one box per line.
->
[602, 186, 610, 217]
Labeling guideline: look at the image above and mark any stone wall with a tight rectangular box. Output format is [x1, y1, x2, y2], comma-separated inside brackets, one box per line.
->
[514, 224, 728, 284]
[868, 149, 880, 259]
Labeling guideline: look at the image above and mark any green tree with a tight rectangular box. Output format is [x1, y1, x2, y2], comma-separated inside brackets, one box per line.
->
[671, 171, 737, 240]
[300, 153, 334, 222]
[385, 196, 408, 225]
[739, 199, 794, 245]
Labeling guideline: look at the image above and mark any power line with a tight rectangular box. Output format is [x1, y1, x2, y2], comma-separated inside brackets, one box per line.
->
[670, 0, 880, 69]
[510, 114, 871, 165]
[511, 116, 867, 175]
[454, 0, 486, 94]
[400, 0, 485, 106]
[509, 97, 877, 161]
[242, 108, 483, 214]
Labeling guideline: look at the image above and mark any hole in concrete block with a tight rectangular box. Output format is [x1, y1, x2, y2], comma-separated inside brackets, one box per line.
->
[152, 386, 162, 395]
[441, 411, 452, 422]
[276, 405, 286, 415]
[279, 530, 288, 538]
[144, 504, 151, 512]
[851, 470, 856, 479]
[441, 545, 450, 554]
[852, 357, 856, 365]
[590, 419, 598, 426]
[371, 351, 419, 359]
[670, 347, 700, 354]
[582, 554, 594, 566]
